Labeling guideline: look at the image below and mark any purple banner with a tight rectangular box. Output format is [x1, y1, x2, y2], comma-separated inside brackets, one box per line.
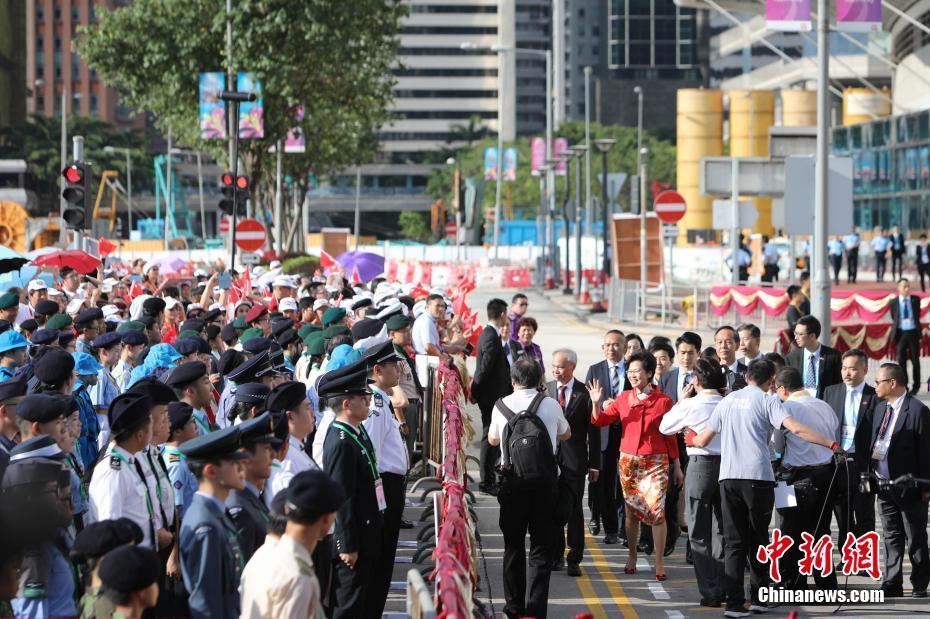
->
[284, 106, 305, 153]
[199, 72, 226, 139]
[766, 0, 811, 32]
[503, 148, 517, 182]
[836, 0, 882, 32]
[530, 137, 546, 176]
[553, 138, 569, 176]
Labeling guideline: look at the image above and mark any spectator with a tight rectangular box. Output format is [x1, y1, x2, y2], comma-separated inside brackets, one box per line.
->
[785, 285, 807, 334]
[507, 293, 529, 340]
[916, 234, 930, 292]
[513, 316, 544, 373]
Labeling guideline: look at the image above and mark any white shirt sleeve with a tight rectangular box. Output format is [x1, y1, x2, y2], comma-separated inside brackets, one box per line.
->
[659, 400, 690, 435]
[488, 404, 506, 442]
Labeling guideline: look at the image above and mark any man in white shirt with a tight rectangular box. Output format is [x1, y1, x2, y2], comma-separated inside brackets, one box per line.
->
[771, 367, 839, 591]
[737, 324, 764, 366]
[411, 294, 445, 356]
[488, 358, 570, 619]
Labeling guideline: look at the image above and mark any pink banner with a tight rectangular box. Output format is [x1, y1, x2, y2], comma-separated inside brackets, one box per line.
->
[553, 138, 569, 176]
[766, 0, 811, 31]
[530, 137, 546, 176]
[836, 0, 882, 32]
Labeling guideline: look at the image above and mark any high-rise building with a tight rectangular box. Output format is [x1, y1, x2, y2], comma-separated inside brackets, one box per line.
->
[0, 0, 27, 127]
[558, 0, 602, 121]
[515, 0, 550, 135]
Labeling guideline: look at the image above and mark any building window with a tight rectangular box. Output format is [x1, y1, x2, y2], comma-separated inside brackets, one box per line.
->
[72, 93, 81, 112]
[89, 4, 96, 22]
[592, 45, 599, 56]
[54, 36, 61, 50]
[36, 95, 45, 110]
[53, 4, 61, 21]
[54, 93, 61, 114]
[579, 7, 585, 18]
[36, 35, 44, 53]
[54, 50, 62, 78]
[629, 0, 650, 17]
[36, 4, 44, 22]
[71, 52, 81, 80]
[90, 93, 98, 115]
[71, 4, 79, 22]
[36, 61, 44, 79]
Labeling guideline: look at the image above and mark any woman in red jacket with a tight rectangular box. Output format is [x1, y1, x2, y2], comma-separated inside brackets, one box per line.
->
[587, 350, 682, 580]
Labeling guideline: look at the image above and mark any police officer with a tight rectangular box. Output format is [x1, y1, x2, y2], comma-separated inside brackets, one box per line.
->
[228, 412, 280, 560]
[320, 357, 384, 619]
[162, 402, 199, 519]
[266, 380, 319, 501]
[164, 361, 214, 436]
[229, 383, 271, 426]
[178, 425, 249, 619]
[362, 340, 409, 617]
[216, 351, 280, 430]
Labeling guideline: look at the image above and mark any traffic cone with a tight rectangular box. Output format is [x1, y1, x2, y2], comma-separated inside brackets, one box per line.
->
[579, 274, 591, 304]
[545, 259, 554, 290]
[591, 283, 606, 313]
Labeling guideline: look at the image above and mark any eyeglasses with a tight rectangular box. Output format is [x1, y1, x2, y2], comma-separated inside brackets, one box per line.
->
[602, 343, 623, 348]
[875, 378, 893, 385]
[793, 331, 810, 337]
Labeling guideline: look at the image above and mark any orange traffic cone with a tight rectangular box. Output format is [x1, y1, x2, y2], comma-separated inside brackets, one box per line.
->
[579, 274, 591, 304]
[545, 260, 554, 290]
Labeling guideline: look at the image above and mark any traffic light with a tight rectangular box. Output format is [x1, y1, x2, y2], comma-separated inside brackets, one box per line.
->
[61, 162, 91, 229]
[219, 172, 249, 215]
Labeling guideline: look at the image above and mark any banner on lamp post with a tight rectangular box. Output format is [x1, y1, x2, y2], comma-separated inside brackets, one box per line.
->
[199, 72, 226, 139]
[284, 105, 305, 153]
[530, 137, 546, 176]
[503, 148, 517, 182]
[765, 0, 811, 31]
[237, 73, 264, 139]
[836, 0, 882, 32]
[553, 138, 569, 176]
[484, 147, 498, 181]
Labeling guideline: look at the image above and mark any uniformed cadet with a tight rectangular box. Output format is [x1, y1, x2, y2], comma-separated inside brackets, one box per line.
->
[0, 329, 28, 382]
[266, 380, 319, 502]
[178, 425, 249, 619]
[164, 361, 214, 436]
[97, 544, 161, 619]
[0, 291, 19, 326]
[113, 330, 147, 392]
[3, 456, 76, 619]
[386, 314, 422, 457]
[215, 351, 280, 430]
[228, 412, 280, 560]
[71, 351, 102, 467]
[0, 374, 28, 479]
[89, 331, 123, 449]
[88, 392, 167, 552]
[320, 357, 384, 619]
[239, 469, 347, 619]
[74, 307, 104, 355]
[265, 410, 291, 510]
[229, 382, 270, 426]
[72, 518, 144, 619]
[162, 402, 199, 519]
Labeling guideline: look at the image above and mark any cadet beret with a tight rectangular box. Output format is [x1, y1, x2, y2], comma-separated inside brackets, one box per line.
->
[141, 297, 166, 316]
[242, 336, 272, 356]
[266, 381, 306, 413]
[137, 315, 156, 329]
[177, 330, 200, 341]
[92, 331, 123, 350]
[276, 329, 298, 349]
[220, 323, 239, 344]
[72, 518, 144, 560]
[173, 337, 202, 357]
[287, 469, 347, 516]
[179, 425, 248, 462]
[307, 336, 325, 357]
[117, 320, 145, 334]
[34, 299, 60, 317]
[17, 393, 70, 424]
[362, 340, 401, 367]
[18, 318, 38, 333]
[121, 330, 147, 346]
[0, 373, 28, 402]
[180, 319, 205, 334]
[0, 292, 18, 310]
[34, 349, 75, 384]
[271, 318, 294, 339]
[74, 307, 103, 327]
[385, 314, 411, 331]
[8, 434, 65, 462]
[109, 392, 153, 436]
[351, 318, 383, 342]
[204, 324, 221, 341]
[58, 331, 75, 347]
[46, 314, 72, 330]
[202, 308, 222, 324]
[316, 358, 371, 398]
[1, 457, 68, 491]
[167, 401, 194, 434]
[72, 352, 103, 376]
[235, 382, 271, 406]
[239, 411, 281, 447]
[302, 329, 323, 347]
[0, 330, 28, 354]
[128, 377, 178, 406]
[322, 307, 346, 327]
[245, 304, 268, 325]
[232, 316, 247, 330]
[322, 324, 351, 341]
[228, 351, 278, 384]
[164, 361, 207, 388]
[29, 329, 59, 346]
[217, 349, 245, 376]
[98, 545, 161, 594]
[297, 324, 321, 340]
[239, 327, 264, 345]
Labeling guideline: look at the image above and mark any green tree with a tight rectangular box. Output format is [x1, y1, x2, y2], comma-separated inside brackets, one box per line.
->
[398, 211, 430, 242]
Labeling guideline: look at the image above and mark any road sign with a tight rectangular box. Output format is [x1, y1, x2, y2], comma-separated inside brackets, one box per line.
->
[235, 218, 266, 252]
[606, 173, 628, 210]
[219, 217, 230, 234]
[653, 190, 687, 224]
[445, 221, 457, 237]
[240, 252, 261, 265]
[662, 224, 679, 240]
[778, 155, 853, 235]
[712, 199, 758, 229]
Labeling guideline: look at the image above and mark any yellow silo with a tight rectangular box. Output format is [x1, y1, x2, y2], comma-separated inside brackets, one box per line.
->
[676, 89, 723, 245]
[730, 90, 776, 236]
[781, 89, 817, 126]
[843, 87, 892, 126]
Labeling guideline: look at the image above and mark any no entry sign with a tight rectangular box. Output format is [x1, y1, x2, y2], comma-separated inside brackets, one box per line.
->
[654, 190, 687, 224]
[235, 218, 267, 252]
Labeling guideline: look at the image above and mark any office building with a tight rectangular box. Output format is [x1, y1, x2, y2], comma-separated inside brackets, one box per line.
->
[0, 0, 27, 127]
[557, 0, 602, 121]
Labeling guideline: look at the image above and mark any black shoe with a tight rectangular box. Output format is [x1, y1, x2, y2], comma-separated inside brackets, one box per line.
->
[552, 558, 564, 571]
[685, 542, 693, 565]
[637, 539, 654, 555]
[620, 537, 629, 548]
[603, 533, 619, 545]
[567, 563, 581, 577]
[588, 519, 600, 536]
[399, 518, 415, 529]
[478, 483, 498, 496]
[913, 589, 928, 598]
[881, 583, 904, 598]
[700, 599, 723, 608]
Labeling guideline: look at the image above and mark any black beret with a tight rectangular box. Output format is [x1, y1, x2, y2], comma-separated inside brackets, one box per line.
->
[286, 469, 347, 516]
[121, 330, 147, 346]
[317, 357, 371, 398]
[8, 434, 65, 461]
[363, 340, 402, 367]
[0, 373, 28, 402]
[228, 351, 278, 384]
[34, 300, 60, 317]
[30, 329, 59, 346]
[179, 425, 248, 462]
[276, 328, 299, 348]
[163, 361, 207, 388]
[142, 297, 166, 316]
[74, 307, 104, 327]
[204, 324, 221, 341]
[109, 392, 153, 436]
[1, 457, 67, 491]
[167, 401, 194, 434]
[217, 349, 244, 376]
[351, 318, 383, 342]
[202, 308, 222, 323]
[195, 338, 211, 355]
[271, 318, 294, 340]
[266, 381, 307, 413]
[235, 382, 271, 406]
[34, 349, 75, 384]
[242, 336, 272, 356]
[98, 545, 161, 594]
[92, 332, 123, 350]
[239, 411, 280, 447]
[19, 318, 38, 333]
[72, 518, 144, 560]
[173, 337, 202, 357]
[17, 393, 70, 424]
[384, 314, 411, 331]
[220, 323, 238, 344]
[180, 319, 205, 334]
[57, 331, 74, 346]
[128, 377, 177, 406]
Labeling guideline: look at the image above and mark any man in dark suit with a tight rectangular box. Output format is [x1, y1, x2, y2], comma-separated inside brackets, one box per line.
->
[471, 298, 513, 494]
[890, 278, 922, 395]
[822, 349, 878, 545]
[549, 348, 598, 577]
[890, 225, 906, 281]
[584, 329, 629, 544]
[916, 234, 930, 292]
[787, 315, 842, 399]
[856, 362, 930, 598]
[714, 326, 748, 393]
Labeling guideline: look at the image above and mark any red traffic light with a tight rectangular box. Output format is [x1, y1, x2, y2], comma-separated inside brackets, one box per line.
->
[236, 175, 249, 190]
[221, 172, 235, 186]
[62, 165, 83, 184]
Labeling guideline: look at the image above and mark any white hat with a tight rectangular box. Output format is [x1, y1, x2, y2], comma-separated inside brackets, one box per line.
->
[129, 294, 152, 321]
[312, 299, 330, 312]
[278, 297, 299, 312]
[186, 302, 204, 312]
[339, 298, 355, 310]
[234, 299, 253, 312]
[47, 288, 63, 297]
[100, 278, 120, 294]
[252, 266, 266, 278]
[194, 268, 209, 278]
[27, 279, 47, 293]
[269, 260, 282, 270]
[208, 302, 224, 311]
[165, 297, 182, 310]
[376, 302, 406, 321]
[272, 276, 297, 289]
[143, 262, 158, 275]
[412, 300, 427, 319]
[66, 298, 85, 315]
[102, 305, 122, 320]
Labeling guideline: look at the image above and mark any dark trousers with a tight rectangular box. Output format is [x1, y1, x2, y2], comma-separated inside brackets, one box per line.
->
[877, 490, 930, 590]
[875, 251, 887, 281]
[588, 451, 619, 535]
[720, 479, 775, 609]
[833, 456, 875, 546]
[499, 480, 558, 618]
[918, 262, 930, 292]
[892, 250, 905, 280]
[830, 254, 843, 285]
[686, 456, 724, 603]
[366, 472, 405, 618]
[777, 463, 838, 590]
[554, 474, 586, 565]
[896, 330, 921, 392]
[479, 405, 500, 486]
[762, 264, 779, 283]
[331, 555, 376, 619]
[313, 534, 333, 612]
[847, 248, 859, 283]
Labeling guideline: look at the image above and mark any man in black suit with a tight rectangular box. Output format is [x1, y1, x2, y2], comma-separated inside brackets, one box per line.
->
[890, 278, 922, 395]
[714, 326, 748, 393]
[822, 349, 878, 545]
[890, 225, 906, 281]
[471, 298, 513, 495]
[584, 329, 629, 544]
[549, 348, 598, 577]
[916, 234, 930, 292]
[787, 315, 842, 399]
[856, 362, 930, 598]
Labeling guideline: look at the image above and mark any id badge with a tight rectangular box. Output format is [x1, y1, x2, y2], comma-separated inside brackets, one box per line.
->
[871, 441, 889, 461]
[374, 478, 387, 511]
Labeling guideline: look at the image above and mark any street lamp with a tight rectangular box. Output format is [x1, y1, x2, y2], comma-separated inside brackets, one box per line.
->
[546, 157, 562, 283]
[103, 145, 133, 237]
[446, 157, 462, 259]
[559, 152, 574, 294]
[570, 144, 588, 301]
[594, 138, 617, 294]
[633, 86, 644, 215]
[639, 146, 649, 321]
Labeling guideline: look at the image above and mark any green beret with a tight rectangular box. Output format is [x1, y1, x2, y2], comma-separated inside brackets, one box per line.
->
[322, 307, 346, 327]
[307, 337, 325, 357]
[0, 292, 18, 310]
[177, 330, 200, 340]
[117, 320, 146, 333]
[322, 324, 350, 341]
[302, 330, 323, 347]
[297, 323, 322, 340]
[46, 314, 73, 330]
[232, 316, 247, 330]
[385, 314, 411, 332]
[239, 327, 263, 344]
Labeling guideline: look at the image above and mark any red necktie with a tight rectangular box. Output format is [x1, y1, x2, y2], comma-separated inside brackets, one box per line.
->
[559, 385, 567, 410]
[877, 404, 894, 440]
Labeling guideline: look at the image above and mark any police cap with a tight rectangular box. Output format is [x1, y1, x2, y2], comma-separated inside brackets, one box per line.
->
[316, 358, 371, 398]
[178, 425, 248, 462]
[242, 336, 272, 355]
[239, 412, 281, 448]
[235, 383, 270, 406]
[228, 351, 277, 384]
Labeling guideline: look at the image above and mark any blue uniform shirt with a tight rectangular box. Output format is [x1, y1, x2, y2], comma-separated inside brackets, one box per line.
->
[843, 233, 860, 249]
[828, 239, 845, 256]
[73, 383, 99, 467]
[871, 236, 891, 252]
[162, 445, 198, 520]
[0, 365, 14, 382]
[180, 493, 243, 619]
[89, 368, 120, 413]
[11, 540, 76, 619]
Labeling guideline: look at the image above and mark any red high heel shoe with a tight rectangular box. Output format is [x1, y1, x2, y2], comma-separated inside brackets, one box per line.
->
[624, 566, 636, 574]
[655, 571, 668, 582]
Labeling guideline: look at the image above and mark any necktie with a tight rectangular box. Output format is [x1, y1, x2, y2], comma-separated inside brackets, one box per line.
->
[559, 385, 567, 409]
[805, 354, 817, 389]
[843, 389, 857, 450]
[683, 372, 693, 390]
[903, 298, 910, 320]
[610, 365, 621, 398]
[877, 404, 894, 440]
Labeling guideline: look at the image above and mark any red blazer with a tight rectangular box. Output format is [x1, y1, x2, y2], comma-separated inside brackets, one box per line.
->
[593, 388, 678, 459]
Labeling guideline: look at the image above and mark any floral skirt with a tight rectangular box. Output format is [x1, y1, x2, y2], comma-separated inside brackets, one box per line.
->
[618, 452, 670, 526]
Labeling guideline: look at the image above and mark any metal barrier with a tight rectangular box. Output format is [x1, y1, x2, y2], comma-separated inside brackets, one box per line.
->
[406, 569, 437, 619]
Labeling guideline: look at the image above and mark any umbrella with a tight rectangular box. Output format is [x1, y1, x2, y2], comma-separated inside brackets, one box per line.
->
[152, 256, 187, 276]
[0, 265, 39, 292]
[31, 249, 102, 274]
[0, 246, 29, 275]
[335, 251, 384, 283]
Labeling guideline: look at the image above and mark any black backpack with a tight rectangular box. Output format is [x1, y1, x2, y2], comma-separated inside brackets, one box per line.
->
[496, 392, 556, 488]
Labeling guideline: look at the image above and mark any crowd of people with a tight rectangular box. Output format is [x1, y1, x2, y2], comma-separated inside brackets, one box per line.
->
[0, 258, 446, 619]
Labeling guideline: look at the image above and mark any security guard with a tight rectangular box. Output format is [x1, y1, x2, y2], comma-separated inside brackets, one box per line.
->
[179, 425, 249, 619]
[216, 351, 280, 430]
[321, 356, 384, 619]
[0, 329, 28, 382]
[228, 412, 280, 561]
[162, 402, 199, 519]
[266, 380, 319, 502]
[229, 382, 271, 426]
[362, 340, 409, 616]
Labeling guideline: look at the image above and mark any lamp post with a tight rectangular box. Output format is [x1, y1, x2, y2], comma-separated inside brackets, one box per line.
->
[103, 145, 133, 237]
[571, 145, 588, 300]
[633, 86, 644, 215]
[594, 138, 617, 294]
[560, 153, 573, 294]
[447, 157, 462, 260]
[169, 148, 207, 244]
[639, 146, 649, 321]
[547, 158, 562, 283]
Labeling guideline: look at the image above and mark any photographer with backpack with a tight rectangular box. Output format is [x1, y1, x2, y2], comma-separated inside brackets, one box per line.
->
[488, 358, 571, 619]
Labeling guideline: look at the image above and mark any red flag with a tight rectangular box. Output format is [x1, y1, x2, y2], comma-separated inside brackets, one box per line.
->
[98, 238, 117, 257]
[128, 280, 144, 299]
[350, 266, 362, 285]
[467, 325, 483, 354]
[320, 251, 335, 269]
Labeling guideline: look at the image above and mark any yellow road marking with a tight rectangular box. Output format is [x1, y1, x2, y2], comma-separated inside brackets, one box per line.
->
[573, 554, 608, 619]
[583, 530, 639, 618]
